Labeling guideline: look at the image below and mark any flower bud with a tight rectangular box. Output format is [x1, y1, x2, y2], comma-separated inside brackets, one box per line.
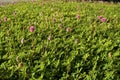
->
[18, 62, 23, 69]
[21, 38, 24, 44]
[3, 17, 7, 22]
[16, 56, 20, 63]
[30, 26, 35, 32]
[100, 18, 107, 22]
[66, 27, 71, 32]
[75, 39, 79, 44]
[76, 14, 80, 19]
[108, 52, 112, 58]
[48, 35, 52, 41]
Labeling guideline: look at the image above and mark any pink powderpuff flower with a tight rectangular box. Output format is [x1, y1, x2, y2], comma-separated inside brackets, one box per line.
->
[30, 26, 35, 32]
[76, 14, 80, 19]
[100, 18, 107, 22]
[3, 17, 7, 22]
[97, 16, 103, 20]
[66, 27, 71, 32]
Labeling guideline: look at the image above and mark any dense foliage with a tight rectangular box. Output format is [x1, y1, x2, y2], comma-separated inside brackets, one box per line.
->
[0, 1, 120, 80]
[62, 0, 120, 2]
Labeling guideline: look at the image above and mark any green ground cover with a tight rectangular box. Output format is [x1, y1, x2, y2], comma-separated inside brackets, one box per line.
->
[0, 1, 120, 80]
